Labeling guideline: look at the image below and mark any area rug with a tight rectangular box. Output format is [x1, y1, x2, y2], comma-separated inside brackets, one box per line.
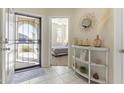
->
[11, 67, 46, 84]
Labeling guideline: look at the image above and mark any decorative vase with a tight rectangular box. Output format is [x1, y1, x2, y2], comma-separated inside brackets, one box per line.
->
[93, 35, 102, 47]
[93, 73, 99, 79]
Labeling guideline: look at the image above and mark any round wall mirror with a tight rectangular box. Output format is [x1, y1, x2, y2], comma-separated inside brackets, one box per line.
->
[80, 13, 95, 32]
[82, 18, 92, 28]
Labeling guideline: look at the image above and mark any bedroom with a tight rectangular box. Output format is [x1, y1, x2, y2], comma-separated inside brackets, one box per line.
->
[50, 17, 68, 66]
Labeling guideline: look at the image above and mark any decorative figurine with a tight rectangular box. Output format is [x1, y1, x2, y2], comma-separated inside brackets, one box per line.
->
[93, 73, 99, 79]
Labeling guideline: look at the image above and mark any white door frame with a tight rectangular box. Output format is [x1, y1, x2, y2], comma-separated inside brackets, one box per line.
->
[48, 16, 70, 67]
[1, 8, 15, 83]
[1, 8, 6, 83]
[121, 9, 124, 83]
[113, 8, 123, 83]
[0, 9, 2, 83]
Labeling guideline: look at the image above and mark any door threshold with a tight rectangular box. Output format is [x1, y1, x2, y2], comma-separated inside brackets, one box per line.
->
[15, 66, 41, 73]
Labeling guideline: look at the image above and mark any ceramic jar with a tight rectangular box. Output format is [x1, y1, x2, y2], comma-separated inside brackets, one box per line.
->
[93, 35, 102, 47]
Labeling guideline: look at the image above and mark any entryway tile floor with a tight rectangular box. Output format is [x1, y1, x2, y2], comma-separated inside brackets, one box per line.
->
[12, 66, 88, 84]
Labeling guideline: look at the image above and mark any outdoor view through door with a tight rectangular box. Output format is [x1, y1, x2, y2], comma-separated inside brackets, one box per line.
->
[15, 13, 41, 70]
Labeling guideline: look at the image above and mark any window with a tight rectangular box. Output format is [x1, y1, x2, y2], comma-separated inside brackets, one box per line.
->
[52, 18, 68, 47]
[18, 23, 37, 43]
[57, 28, 63, 43]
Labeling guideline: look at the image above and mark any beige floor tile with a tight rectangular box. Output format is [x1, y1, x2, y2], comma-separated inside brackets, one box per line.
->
[45, 72, 59, 80]
[29, 72, 59, 84]
[35, 80, 48, 84]
[53, 66, 73, 75]
[59, 72, 79, 83]
[67, 78, 88, 84]
[19, 80, 30, 84]
[51, 56, 68, 66]
[43, 67, 55, 73]
[29, 75, 47, 84]
[47, 77, 64, 84]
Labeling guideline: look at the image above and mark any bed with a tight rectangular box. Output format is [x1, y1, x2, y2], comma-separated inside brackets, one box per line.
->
[51, 46, 68, 57]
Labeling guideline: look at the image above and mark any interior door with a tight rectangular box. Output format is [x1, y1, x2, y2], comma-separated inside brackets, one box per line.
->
[114, 9, 124, 83]
[1, 8, 15, 84]
[119, 9, 124, 83]
[122, 9, 124, 83]
[115, 8, 124, 84]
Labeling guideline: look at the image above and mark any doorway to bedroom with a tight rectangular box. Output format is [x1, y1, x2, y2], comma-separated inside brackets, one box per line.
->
[15, 13, 41, 71]
[49, 17, 69, 66]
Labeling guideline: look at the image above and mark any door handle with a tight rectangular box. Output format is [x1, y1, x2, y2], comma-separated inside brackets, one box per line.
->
[0, 48, 10, 51]
[119, 49, 124, 53]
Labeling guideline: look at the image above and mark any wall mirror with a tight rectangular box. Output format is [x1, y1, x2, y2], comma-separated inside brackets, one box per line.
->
[80, 13, 95, 32]
[82, 18, 92, 28]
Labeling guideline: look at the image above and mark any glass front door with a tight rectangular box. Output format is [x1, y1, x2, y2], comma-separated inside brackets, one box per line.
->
[15, 13, 41, 70]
